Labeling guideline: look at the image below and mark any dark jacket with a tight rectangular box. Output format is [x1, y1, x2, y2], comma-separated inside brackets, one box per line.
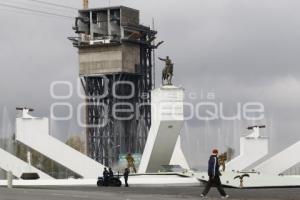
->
[103, 169, 109, 178]
[109, 169, 114, 177]
[124, 169, 130, 178]
[208, 155, 221, 177]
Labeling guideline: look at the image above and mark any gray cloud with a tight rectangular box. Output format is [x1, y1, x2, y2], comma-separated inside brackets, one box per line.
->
[0, 0, 300, 169]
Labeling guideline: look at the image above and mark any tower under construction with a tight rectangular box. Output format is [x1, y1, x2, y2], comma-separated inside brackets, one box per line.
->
[70, 6, 158, 166]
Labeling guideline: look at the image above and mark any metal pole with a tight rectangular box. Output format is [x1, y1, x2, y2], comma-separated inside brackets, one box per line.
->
[152, 18, 156, 89]
[7, 171, 13, 189]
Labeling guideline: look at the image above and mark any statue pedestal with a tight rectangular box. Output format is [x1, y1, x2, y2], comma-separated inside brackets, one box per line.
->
[139, 85, 188, 173]
[226, 127, 269, 171]
[15, 110, 105, 178]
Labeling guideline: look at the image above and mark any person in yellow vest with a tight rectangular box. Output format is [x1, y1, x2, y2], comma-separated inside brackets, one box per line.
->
[126, 153, 137, 173]
[218, 152, 227, 172]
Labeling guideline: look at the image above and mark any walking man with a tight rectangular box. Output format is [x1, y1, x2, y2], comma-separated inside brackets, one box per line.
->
[109, 167, 114, 178]
[201, 149, 229, 199]
[123, 168, 130, 187]
[103, 167, 109, 186]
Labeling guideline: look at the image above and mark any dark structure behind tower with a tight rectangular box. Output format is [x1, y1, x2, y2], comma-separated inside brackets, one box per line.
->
[70, 6, 157, 166]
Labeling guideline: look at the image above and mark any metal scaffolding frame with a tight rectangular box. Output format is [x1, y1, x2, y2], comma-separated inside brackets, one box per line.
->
[78, 29, 157, 167]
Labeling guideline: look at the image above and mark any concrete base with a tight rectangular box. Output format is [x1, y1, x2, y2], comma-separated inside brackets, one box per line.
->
[0, 148, 53, 179]
[15, 110, 105, 179]
[226, 127, 269, 171]
[139, 86, 185, 173]
[170, 136, 190, 169]
[195, 171, 300, 188]
[0, 173, 200, 187]
[254, 140, 300, 175]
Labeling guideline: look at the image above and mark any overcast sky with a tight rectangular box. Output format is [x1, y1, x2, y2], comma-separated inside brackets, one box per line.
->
[1, 0, 300, 169]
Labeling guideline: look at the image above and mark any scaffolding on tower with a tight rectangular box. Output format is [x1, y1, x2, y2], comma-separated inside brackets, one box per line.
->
[69, 6, 160, 167]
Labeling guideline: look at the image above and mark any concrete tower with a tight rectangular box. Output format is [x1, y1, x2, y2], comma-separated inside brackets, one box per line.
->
[70, 6, 158, 167]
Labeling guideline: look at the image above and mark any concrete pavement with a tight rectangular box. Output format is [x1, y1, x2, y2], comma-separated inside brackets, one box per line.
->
[0, 186, 299, 200]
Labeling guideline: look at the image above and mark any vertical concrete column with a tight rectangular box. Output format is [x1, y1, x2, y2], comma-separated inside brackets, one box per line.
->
[89, 11, 93, 40]
[139, 86, 185, 173]
[107, 9, 111, 36]
[7, 171, 13, 189]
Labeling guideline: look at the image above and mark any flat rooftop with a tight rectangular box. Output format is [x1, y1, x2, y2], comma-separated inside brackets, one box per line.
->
[78, 5, 138, 12]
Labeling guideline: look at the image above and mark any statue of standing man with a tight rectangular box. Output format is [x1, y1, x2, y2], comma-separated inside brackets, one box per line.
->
[159, 56, 174, 85]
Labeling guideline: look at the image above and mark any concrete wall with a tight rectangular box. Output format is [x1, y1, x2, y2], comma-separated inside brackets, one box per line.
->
[122, 43, 140, 72]
[77, 6, 141, 76]
[226, 137, 268, 172]
[254, 140, 300, 175]
[79, 43, 140, 75]
[120, 6, 139, 25]
[79, 45, 122, 75]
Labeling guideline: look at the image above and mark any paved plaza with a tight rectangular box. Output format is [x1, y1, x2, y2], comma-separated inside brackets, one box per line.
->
[0, 186, 299, 200]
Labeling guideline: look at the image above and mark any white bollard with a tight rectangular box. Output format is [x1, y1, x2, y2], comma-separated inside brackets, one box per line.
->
[7, 171, 13, 188]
